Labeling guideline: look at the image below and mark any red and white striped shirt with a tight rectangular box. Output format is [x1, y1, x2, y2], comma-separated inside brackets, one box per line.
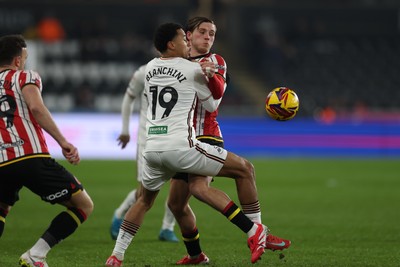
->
[191, 52, 227, 141]
[0, 69, 49, 165]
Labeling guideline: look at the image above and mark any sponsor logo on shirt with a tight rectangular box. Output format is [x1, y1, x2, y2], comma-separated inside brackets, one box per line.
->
[148, 126, 168, 134]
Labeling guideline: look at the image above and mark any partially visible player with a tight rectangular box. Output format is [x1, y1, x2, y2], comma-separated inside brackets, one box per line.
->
[0, 34, 94, 267]
[110, 64, 178, 242]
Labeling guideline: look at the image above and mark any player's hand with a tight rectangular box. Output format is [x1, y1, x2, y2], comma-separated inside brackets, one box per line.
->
[117, 134, 130, 149]
[199, 61, 216, 78]
[61, 142, 80, 165]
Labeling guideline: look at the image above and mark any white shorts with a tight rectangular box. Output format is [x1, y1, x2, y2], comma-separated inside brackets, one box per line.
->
[142, 141, 228, 191]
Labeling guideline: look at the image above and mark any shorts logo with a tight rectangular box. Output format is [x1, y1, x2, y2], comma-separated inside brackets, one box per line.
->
[45, 189, 68, 201]
[214, 146, 223, 154]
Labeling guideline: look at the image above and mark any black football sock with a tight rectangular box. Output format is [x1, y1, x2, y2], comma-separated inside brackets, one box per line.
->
[41, 208, 87, 247]
[0, 208, 8, 237]
[182, 227, 202, 257]
[222, 201, 253, 233]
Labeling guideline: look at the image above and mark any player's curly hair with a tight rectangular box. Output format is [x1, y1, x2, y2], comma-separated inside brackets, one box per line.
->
[185, 16, 215, 33]
[0, 34, 26, 65]
[153, 22, 184, 53]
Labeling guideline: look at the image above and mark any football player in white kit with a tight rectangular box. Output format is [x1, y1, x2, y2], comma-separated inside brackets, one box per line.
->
[105, 22, 290, 266]
[110, 63, 179, 242]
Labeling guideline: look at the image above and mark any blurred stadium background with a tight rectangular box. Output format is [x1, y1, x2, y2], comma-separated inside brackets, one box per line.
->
[2, 0, 400, 158]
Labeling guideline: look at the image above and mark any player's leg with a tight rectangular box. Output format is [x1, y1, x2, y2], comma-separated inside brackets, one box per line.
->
[106, 187, 159, 266]
[217, 151, 291, 251]
[168, 177, 209, 264]
[0, 164, 21, 239]
[0, 202, 10, 238]
[106, 151, 172, 266]
[19, 158, 94, 267]
[166, 146, 266, 263]
[158, 190, 179, 242]
[110, 149, 143, 240]
[110, 187, 140, 240]
[186, 174, 267, 263]
[217, 151, 262, 222]
[179, 144, 289, 263]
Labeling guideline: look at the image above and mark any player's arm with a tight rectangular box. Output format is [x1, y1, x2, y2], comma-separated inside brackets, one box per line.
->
[207, 73, 225, 99]
[22, 83, 80, 165]
[199, 61, 225, 99]
[195, 76, 221, 112]
[117, 65, 145, 149]
[118, 91, 135, 149]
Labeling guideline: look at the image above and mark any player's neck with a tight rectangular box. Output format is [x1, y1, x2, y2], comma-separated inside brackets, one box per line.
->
[0, 65, 16, 71]
[190, 50, 209, 57]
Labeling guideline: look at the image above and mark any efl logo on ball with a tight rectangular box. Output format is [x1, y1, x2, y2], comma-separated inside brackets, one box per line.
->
[265, 87, 299, 121]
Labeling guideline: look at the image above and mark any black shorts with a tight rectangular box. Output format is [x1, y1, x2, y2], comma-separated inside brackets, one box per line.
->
[173, 137, 224, 182]
[0, 157, 84, 205]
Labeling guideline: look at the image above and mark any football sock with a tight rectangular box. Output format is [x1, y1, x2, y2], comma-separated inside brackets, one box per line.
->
[29, 238, 51, 258]
[115, 189, 137, 218]
[222, 201, 253, 233]
[161, 199, 175, 231]
[31, 208, 87, 258]
[0, 207, 8, 237]
[43, 208, 87, 247]
[247, 223, 260, 238]
[112, 220, 139, 260]
[241, 201, 262, 224]
[182, 227, 202, 257]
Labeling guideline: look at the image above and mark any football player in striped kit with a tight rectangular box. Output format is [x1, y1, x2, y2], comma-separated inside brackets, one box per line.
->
[169, 16, 291, 265]
[0, 34, 94, 267]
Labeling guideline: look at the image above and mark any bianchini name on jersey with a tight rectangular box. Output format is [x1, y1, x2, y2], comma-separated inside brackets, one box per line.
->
[146, 67, 187, 83]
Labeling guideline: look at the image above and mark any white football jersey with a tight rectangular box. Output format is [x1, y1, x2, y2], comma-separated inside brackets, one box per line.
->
[126, 65, 147, 145]
[144, 57, 219, 151]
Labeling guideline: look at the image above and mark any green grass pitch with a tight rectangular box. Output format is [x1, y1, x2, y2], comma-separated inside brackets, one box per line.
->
[1, 159, 399, 266]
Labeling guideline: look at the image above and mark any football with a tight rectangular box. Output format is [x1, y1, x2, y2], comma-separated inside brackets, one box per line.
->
[265, 87, 299, 121]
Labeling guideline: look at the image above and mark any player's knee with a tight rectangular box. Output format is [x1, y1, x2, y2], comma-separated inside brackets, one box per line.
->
[74, 192, 94, 218]
[235, 157, 255, 180]
[188, 184, 208, 200]
[82, 196, 94, 217]
[244, 159, 255, 179]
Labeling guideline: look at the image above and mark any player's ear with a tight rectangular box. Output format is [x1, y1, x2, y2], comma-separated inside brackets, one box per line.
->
[13, 56, 22, 68]
[167, 40, 175, 51]
[186, 31, 192, 42]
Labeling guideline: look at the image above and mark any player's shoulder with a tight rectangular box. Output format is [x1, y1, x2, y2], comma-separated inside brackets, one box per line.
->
[209, 53, 226, 65]
[18, 70, 42, 87]
[134, 64, 147, 79]
[17, 69, 41, 77]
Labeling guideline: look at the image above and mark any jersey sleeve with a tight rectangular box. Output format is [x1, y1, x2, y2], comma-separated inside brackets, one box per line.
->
[126, 65, 146, 97]
[19, 70, 43, 93]
[193, 65, 221, 112]
[207, 53, 227, 99]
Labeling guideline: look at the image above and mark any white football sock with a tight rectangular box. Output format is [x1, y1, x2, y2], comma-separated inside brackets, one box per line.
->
[245, 212, 262, 224]
[247, 223, 259, 238]
[112, 229, 134, 261]
[161, 199, 175, 231]
[115, 189, 137, 218]
[29, 238, 51, 258]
